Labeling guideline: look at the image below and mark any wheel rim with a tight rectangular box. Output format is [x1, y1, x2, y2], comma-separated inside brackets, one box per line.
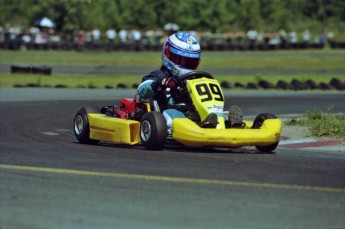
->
[74, 115, 84, 135]
[140, 120, 151, 141]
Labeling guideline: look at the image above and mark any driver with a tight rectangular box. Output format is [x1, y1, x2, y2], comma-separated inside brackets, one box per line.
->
[137, 32, 243, 131]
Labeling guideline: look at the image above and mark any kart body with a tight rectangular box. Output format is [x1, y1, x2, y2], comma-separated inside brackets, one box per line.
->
[74, 71, 282, 152]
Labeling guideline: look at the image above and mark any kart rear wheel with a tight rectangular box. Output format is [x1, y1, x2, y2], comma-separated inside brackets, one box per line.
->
[74, 107, 99, 144]
[140, 111, 167, 150]
[253, 113, 279, 152]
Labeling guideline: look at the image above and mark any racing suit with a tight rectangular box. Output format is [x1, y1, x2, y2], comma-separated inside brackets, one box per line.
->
[137, 66, 186, 132]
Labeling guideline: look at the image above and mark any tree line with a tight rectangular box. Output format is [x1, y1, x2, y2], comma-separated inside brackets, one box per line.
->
[1, 0, 344, 36]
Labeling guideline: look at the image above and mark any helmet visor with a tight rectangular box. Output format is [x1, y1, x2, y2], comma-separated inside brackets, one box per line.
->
[164, 43, 200, 70]
[169, 52, 200, 70]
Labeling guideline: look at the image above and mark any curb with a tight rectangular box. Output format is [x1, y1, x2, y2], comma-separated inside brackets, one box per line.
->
[280, 137, 345, 152]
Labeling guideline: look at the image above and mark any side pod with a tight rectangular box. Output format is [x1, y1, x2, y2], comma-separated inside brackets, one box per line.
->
[88, 114, 141, 145]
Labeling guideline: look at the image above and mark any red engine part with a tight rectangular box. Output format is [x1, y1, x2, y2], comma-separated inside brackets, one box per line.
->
[115, 109, 128, 119]
[115, 96, 147, 119]
[120, 98, 137, 113]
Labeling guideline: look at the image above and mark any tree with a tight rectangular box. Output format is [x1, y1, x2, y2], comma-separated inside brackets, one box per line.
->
[235, 0, 262, 31]
[0, 0, 344, 38]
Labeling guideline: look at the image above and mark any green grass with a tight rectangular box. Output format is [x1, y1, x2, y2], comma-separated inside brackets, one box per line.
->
[286, 109, 345, 140]
[200, 50, 345, 70]
[1, 50, 160, 66]
[1, 49, 345, 69]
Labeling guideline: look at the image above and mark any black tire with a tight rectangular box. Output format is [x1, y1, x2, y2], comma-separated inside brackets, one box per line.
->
[319, 82, 332, 90]
[258, 80, 275, 89]
[220, 81, 232, 89]
[305, 79, 318, 90]
[330, 78, 345, 90]
[276, 80, 292, 90]
[246, 82, 259, 89]
[140, 111, 167, 150]
[74, 107, 99, 144]
[291, 79, 307, 90]
[253, 113, 279, 152]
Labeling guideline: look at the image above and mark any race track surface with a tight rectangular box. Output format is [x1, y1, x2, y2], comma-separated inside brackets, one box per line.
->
[1, 89, 345, 228]
[2, 62, 345, 76]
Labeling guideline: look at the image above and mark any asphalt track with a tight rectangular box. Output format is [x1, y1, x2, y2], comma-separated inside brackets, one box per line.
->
[1, 89, 345, 229]
[1, 63, 345, 76]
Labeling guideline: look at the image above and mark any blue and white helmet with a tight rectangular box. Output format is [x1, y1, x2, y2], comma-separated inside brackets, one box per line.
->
[162, 32, 201, 78]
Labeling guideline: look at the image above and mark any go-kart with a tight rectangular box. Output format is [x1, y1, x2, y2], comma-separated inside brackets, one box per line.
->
[74, 71, 282, 152]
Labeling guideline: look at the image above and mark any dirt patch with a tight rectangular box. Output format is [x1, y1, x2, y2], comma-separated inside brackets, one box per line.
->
[281, 124, 309, 140]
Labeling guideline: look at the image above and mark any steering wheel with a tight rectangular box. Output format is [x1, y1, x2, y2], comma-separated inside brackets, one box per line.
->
[179, 71, 214, 82]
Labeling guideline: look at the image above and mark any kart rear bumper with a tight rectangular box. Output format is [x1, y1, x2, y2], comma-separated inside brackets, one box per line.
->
[172, 118, 282, 147]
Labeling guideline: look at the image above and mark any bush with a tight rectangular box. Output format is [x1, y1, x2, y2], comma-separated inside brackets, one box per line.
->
[307, 110, 345, 139]
[286, 109, 345, 139]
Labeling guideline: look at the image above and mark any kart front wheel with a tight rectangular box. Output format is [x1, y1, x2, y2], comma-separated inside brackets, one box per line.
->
[253, 113, 279, 152]
[74, 107, 99, 144]
[140, 111, 167, 150]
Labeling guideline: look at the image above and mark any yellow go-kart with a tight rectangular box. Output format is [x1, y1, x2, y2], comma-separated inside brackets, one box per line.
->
[74, 71, 282, 152]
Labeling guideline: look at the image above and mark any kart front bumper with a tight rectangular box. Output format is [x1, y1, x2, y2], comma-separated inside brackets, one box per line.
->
[172, 118, 282, 147]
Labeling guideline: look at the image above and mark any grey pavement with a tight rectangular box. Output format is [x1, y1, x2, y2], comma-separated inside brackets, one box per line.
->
[1, 63, 345, 76]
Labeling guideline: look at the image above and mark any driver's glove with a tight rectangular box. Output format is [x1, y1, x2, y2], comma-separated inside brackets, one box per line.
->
[152, 76, 179, 92]
[162, 77, 179, 89]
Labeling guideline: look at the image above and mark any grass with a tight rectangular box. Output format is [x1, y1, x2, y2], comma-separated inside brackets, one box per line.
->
[286, 109, 345, 140]
[1, 49, 345, 69]
[1, 50, 160, 66]
[200, 50, 345, 70]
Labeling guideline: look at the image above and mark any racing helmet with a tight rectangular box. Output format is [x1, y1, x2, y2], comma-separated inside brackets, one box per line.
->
[162, 32, 201, 78]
